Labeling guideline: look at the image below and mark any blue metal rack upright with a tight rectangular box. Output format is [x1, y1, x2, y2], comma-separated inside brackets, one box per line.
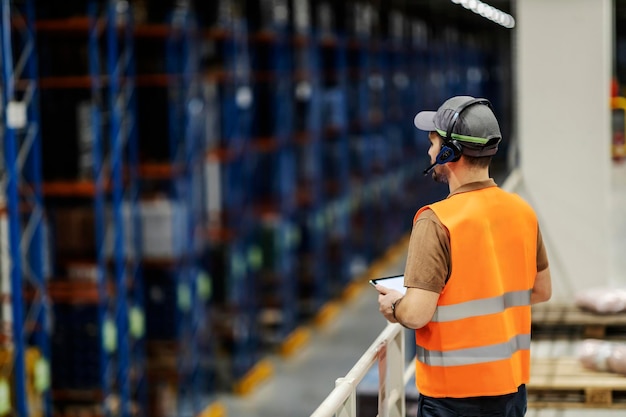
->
[248, 2, 299, 347]
[204, 11, 260, 386]
[86, 4, 114, 415]
[346, 23, 374, 265]
[0, 0, 50, 415]
[104, 1, 146, 415]
[371, 34, 395, 254]
[383, 16, 413, 245]
[319, 29, 352, 292]
[133, 3, 213, 412]
[388, 19, 419, 225]
[122, 5, 148, 412]
[88, 2, 137, 416]
[291, 15, 327, 315]
[164, 5, 205, 414]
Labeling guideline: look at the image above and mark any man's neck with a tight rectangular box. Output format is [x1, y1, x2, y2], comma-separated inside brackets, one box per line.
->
[448, 168, 490, 193]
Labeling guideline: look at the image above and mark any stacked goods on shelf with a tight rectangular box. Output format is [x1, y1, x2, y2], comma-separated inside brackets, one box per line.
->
[253, 218, 299, 347]
[0, 201, 16, 416]
[0, 346, 46, 417]
[578, 339, 626, 375]
[529, 289, 626, 408]
[528, 356, 626, 409]
[612, 96, 626, 163]
[532, 289, 626, 339]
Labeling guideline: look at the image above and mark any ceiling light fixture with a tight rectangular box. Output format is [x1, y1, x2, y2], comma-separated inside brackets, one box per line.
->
[450, 0, 515, 29]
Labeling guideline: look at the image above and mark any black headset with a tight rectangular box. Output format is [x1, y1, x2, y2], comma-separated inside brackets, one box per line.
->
[424, 98, 494, 175]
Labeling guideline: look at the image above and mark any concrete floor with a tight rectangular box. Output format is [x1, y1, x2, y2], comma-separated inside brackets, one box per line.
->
[214, 162, 626, 417]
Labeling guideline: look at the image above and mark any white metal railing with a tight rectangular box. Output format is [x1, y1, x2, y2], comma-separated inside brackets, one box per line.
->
[310, 323, 416, 417]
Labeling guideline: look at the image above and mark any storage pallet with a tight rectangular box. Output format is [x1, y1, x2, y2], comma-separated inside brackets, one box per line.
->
[532, 302, 626, 338]
[528, 357, 626, 408]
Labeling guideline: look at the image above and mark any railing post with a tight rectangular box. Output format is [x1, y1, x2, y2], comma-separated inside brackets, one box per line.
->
[377, 329, 405, 417]
[310, 323, 407, 417]
[387, 329, 406, 417]
[335, 377, 356, 417]
[377, 342, 388, 417]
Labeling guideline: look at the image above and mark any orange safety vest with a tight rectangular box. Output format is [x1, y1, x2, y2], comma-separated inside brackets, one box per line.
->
[413, 186, 537, 398]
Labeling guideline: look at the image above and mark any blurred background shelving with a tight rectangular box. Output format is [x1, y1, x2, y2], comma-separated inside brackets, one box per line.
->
[0, 0, 514, 416]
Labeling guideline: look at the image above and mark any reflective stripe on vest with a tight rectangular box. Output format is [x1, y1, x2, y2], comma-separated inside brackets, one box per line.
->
[416, 333, 531, 367]
[432, 289, 531, 323]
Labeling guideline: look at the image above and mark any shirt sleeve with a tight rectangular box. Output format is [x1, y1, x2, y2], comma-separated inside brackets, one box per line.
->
[536, 225, 549, 271]
[403, 209, 450, 294]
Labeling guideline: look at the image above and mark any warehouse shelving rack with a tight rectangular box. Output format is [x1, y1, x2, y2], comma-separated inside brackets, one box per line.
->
[202, 7, 264, 389]
[370, 26, 396, 256]
[402, 23, 450, 223]
[1, 0, 515, 408]
[121, 5, 148, 413]
[387, 17, 421, 229]
[318, 25, 352, 294]
[361, 40, 391, 263]
[247, 0, 301, 350]
[1, 0, 50, 416]
[163, 5, 205, 414]
[104, 1, 147, 415]
[345, 8, 376, 267]
[132, 2, 214, 415]
[32, 1, 143, 416]
[290, 0, 328, 317]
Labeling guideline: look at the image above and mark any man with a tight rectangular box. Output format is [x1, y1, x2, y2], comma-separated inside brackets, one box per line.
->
[376, 96, 552, 417]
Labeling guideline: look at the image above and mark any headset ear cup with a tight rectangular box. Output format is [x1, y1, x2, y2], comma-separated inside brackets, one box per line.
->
[436, 144, 459, 165]
[436, 141, 463, 164]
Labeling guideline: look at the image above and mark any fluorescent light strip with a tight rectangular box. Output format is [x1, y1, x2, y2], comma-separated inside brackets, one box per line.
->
[451, 0, 515, 29]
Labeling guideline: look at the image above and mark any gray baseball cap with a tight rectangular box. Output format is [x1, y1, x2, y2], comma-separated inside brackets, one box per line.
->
[413, 96, 502, 156]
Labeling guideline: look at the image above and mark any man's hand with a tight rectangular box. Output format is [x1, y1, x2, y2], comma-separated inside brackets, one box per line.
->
[375, 284, 404, 323]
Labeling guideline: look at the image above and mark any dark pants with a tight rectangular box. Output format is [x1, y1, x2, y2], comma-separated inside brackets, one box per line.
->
[417, 385, 527, 417]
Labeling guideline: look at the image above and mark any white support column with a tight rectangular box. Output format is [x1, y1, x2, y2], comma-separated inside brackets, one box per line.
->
[515, 0, 613, 300]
